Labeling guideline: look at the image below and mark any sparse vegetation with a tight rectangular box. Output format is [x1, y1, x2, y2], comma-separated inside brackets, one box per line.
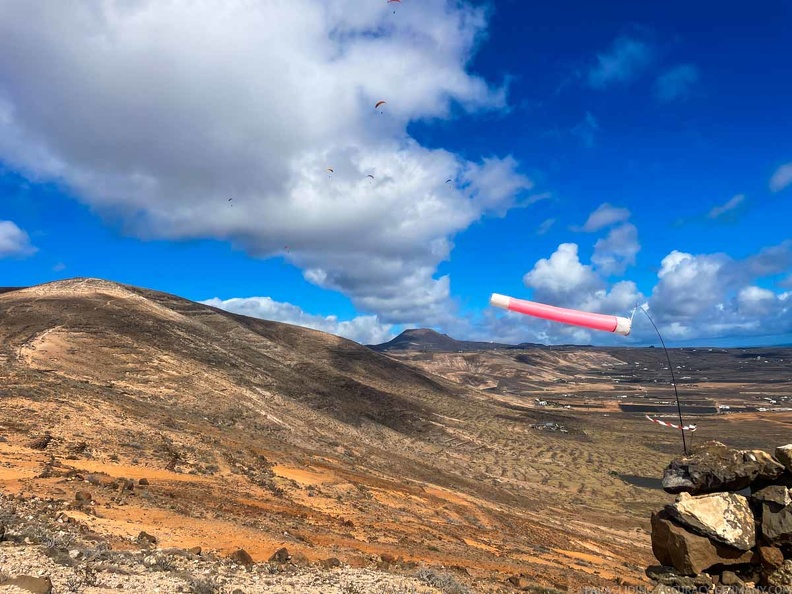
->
[189, 575, 224, 594]
[415, 567, 471, 594]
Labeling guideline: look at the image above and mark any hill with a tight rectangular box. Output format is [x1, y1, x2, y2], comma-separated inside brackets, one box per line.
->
[0, 277, 717, 590]
[368, 328, 514, 352]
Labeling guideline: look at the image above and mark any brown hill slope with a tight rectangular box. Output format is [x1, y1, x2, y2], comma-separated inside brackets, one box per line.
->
[0, 278, 666, 590]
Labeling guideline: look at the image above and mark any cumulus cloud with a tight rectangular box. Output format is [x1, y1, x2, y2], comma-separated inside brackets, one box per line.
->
[507, 242, 644, 344]
[575, 203, 631, 232]
[707, 194, 745, 219]
[0, 0, 532, 326]
[587, 36, 653, 89]
[201, 296, 395, 345]
[0, 220, 36, 258]
[646, 243, 792, 340]
[770, 162, 792, 193]
[492, 234, 792, 346]
[523, 243, 604, 306]
[592, 222, 640, 275]
[654, 64, 699, 102]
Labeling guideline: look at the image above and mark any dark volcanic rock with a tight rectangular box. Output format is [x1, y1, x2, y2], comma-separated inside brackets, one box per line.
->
[136, 531, 157, 546]
[268, 547, 290, 564]
[27, 434, 53, 450]
[663, 441, 784, 495]
[229, 548, 254, 567]
[762, 501, 792, 544]
[753, 485, 791, 507]
[320, 557, 341, 569]
[74, 490, 92, 504]
[651, 510, 755, 575]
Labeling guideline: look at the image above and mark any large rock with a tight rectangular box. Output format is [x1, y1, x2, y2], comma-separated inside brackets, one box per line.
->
[777, 445, 792, 472]
[762, 501, 792, 544]
[663, 441, 784, 495]
[666, 492, 756, 550]
[651, 510, 755, 575]
[753, 485, 791, 507]
[758, 546, 785, 571]
[229, 548, 254, 567]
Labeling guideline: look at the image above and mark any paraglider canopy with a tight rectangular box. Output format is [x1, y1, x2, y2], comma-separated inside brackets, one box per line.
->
[375, 100, 387, 109]
[326, 168, 334, 173]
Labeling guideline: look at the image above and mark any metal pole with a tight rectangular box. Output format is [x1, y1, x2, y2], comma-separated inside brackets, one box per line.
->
[639, 307, 688, 455]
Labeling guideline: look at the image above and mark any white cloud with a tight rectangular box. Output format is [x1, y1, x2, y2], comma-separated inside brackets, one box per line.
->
[645, 244, 792, 339]
[0, 0, 532, 326]
[537, 218, 555, 235]
[654, 64, 699, 103]
[651, 250, 731, 318]
[707, 194, 744, 219]
[571, 111, 600, 148]
[592, 222, 640, 275]
[523, 243, 604, 306]
[770, 162, 792, 193]
[493, 237, 792, 346]
[587, 37, 653, 89]
[575, 202, 631, 232]
[0, 220, 36, 258]
[736, 286, 776, 317]
[201, 296, 395, 345]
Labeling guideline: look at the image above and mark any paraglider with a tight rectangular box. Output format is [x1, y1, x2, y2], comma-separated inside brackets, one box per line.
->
[326, 168, 334, 173]
[445, 179, 452, 184]
[387, 0, 400, 14]
[489, 293, 632, 336]
[375, 100, 387, 114]
[366, 174, 375, 180]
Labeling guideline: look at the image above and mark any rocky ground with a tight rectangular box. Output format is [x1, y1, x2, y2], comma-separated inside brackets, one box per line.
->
[0, 492, 478, 594]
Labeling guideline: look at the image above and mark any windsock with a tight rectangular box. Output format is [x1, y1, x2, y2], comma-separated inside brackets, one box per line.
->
[490, 293, 632, 336]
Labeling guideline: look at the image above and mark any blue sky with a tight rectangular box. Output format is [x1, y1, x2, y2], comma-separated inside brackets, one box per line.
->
[1, 0, 790, 346]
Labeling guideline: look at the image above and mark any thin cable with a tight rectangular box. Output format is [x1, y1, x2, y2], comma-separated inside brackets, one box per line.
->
[638, 307, 688, 455]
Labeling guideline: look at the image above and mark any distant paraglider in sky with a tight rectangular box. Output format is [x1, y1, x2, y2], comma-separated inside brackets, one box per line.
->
[375, 100, 387, 114]
[387, 0, 400, 14]
[489, 293, 632, 336]
[445, 179, 452, 184]
[366, 174, 375, 180]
